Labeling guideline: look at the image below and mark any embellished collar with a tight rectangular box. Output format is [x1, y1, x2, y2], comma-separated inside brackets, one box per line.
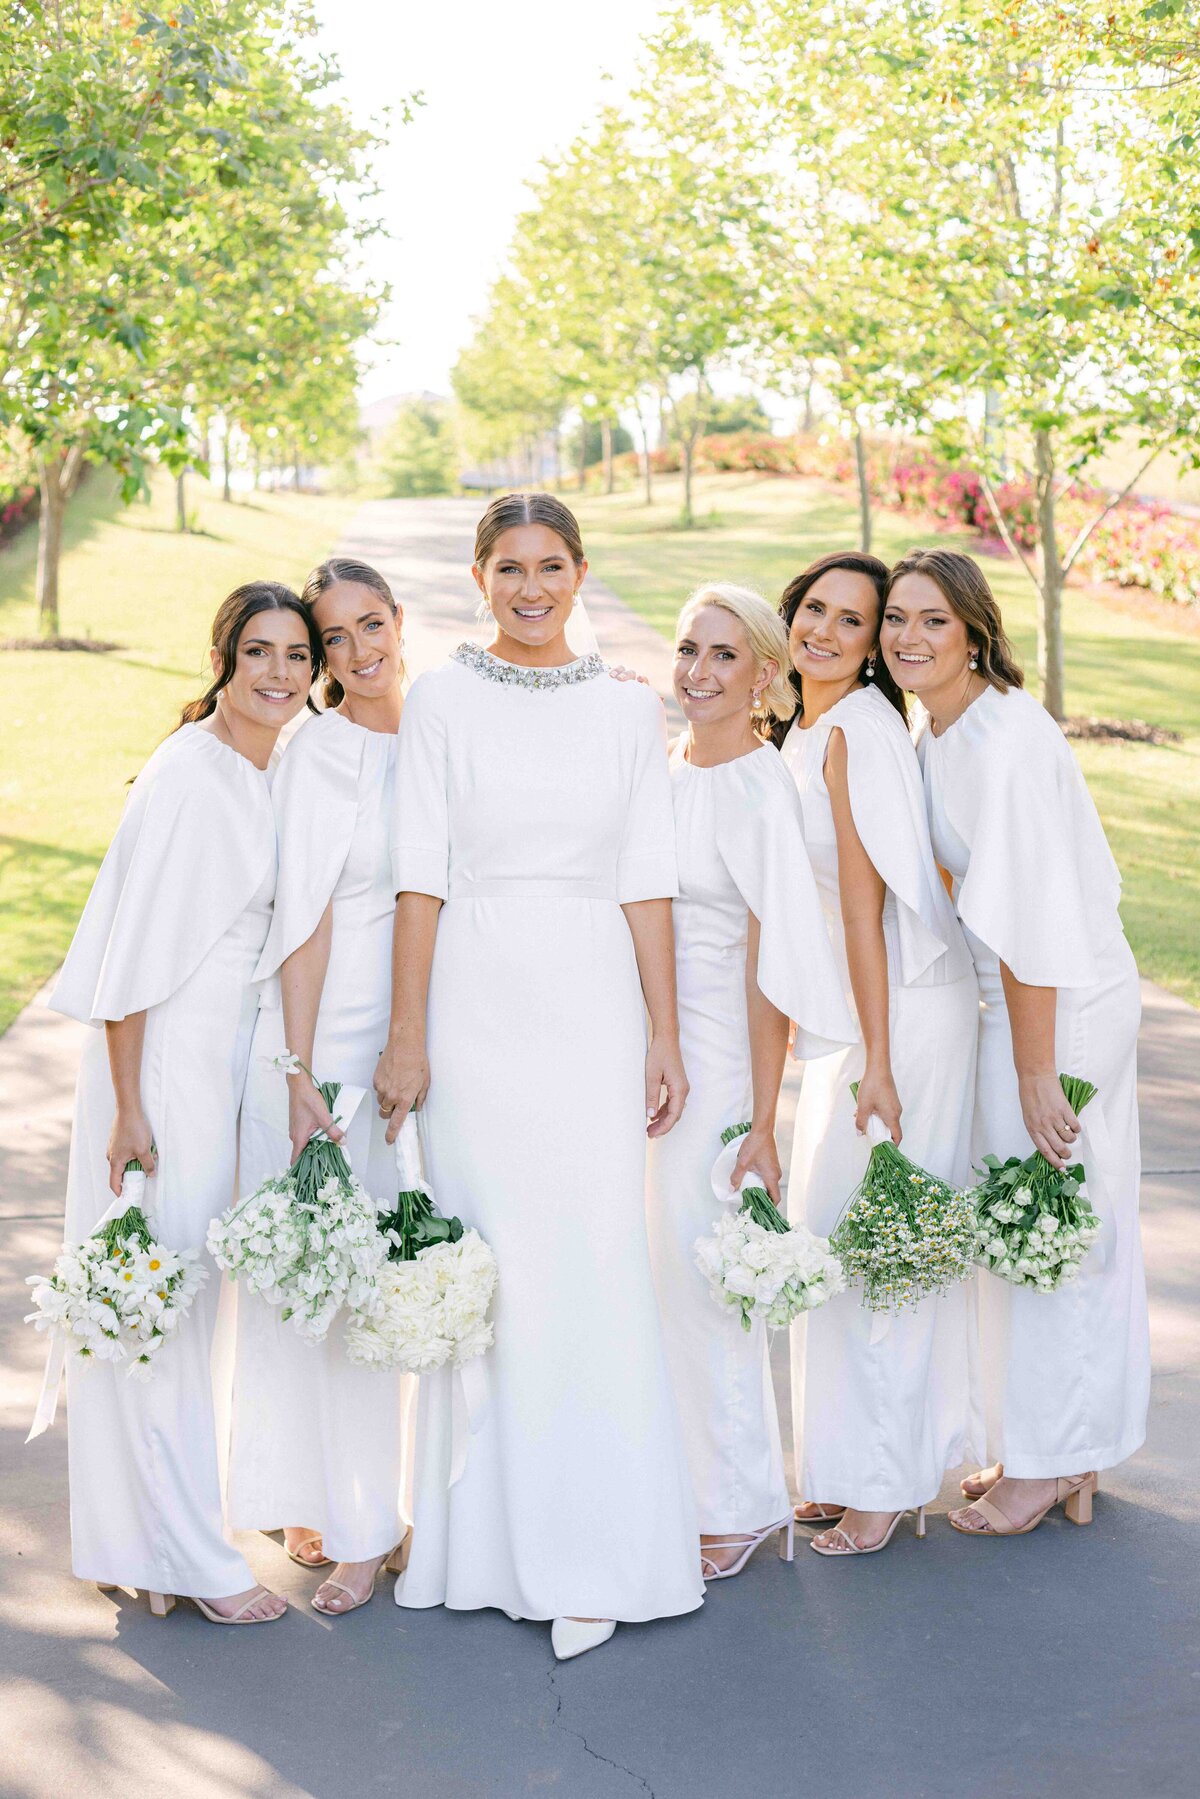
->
[452, 641, 605, 691]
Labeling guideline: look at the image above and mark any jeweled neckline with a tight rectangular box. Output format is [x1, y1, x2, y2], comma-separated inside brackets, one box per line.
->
[452, 641, 605, 691]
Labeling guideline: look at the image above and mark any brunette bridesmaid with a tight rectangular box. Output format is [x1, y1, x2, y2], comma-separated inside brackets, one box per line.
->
[227, 558, 414, 1614]
[883, 547, 1148, 1536]
[48, 583, 319, 1622]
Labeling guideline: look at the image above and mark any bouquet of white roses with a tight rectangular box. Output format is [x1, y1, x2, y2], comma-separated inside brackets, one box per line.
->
[207, 1056, 385, 1342]
[694, 1123, 845, 1333]
[26, 1160, 206, 1380]
[829, 1087, 977, 1315]
[344, 1113, 498, 1373]
[971, 1074, 1101, 1292]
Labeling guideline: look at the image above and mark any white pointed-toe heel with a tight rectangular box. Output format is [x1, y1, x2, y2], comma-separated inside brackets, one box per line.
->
[700, 1514, 795, 1582]
[551, 1617, 616, 1660]
[810, 1505, 927, 1557]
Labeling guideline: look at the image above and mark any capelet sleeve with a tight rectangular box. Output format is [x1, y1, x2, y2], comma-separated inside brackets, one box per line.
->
[932, 687, 1123, 989]
[254, 714, 363, 988]
[50, 728, 273, 1026]
[712, 748, 856, 1061]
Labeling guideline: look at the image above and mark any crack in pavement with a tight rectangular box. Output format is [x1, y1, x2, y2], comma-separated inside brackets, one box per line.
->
[546, 1658, 656, 1797]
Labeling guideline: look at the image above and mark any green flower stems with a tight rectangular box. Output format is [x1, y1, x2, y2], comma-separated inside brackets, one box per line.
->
[377, 1186, 465, 1263]
[720, 1122, 789, 1234]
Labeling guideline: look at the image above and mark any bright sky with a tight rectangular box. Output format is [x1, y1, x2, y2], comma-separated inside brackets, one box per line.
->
[313, 0, 664, 404]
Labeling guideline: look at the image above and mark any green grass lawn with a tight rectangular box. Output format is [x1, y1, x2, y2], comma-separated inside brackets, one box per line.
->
[0, 471, 359, 1031]
[573, 472, 1200, 1007]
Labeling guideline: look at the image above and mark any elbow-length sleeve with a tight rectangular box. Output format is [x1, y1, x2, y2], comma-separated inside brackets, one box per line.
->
[834, 691, 964, 988]
[616, 688, 678, 904]
[935, 688, 1123, 989]
[50, 730, 273, 1026]
[254, 716, 362, 986]
[713, 750, 857, 1060]
[391, 672, 450, 900]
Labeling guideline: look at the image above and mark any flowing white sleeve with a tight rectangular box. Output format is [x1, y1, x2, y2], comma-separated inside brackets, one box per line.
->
[835, 696, 964, 988]
[254, 718, 362, 985]
[50, 733, 272, 1025]
[616, 689, 678, 904]
[941, 692, 1123, 988]
[391, 673, 450, 900]
[713, 752, 856, 1060]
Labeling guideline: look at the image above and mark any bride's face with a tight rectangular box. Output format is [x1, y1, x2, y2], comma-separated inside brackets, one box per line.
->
[673, 604, 771, 728]
[473, 525, 585, 649]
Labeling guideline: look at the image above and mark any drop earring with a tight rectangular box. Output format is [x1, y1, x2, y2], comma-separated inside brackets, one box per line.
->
[969, 650, 979, 671]
[865, 656, 876, 680]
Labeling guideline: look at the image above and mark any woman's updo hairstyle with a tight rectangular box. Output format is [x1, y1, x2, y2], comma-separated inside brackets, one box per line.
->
[473, 492, 585, 571]
[176, 581, 320, 730]
[772, 550, 907, 746]
[301, 557, 401, 710]
[678, 582, 797, 736]
[885, 547, 1024, 692]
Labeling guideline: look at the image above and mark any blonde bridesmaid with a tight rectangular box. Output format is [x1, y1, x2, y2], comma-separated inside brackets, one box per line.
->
[883, 546, 1148, 1537]
[48, 583, 318, 1622]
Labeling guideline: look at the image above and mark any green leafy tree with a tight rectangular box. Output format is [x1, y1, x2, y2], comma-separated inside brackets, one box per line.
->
[378, 399, 459, 497]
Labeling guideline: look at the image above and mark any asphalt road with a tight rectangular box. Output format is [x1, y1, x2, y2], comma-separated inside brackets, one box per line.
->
[2, 498, 1197, 1799]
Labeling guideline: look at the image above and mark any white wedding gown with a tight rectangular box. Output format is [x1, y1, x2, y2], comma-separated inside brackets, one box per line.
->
[49, 726, 274, 1597]
[392, 645, 702, 1624]
[918, 685, 1149, 1476]
[782, 687, 981, 1510]
[227, 710, 413, 1561]
[647, 741, 854, 1533]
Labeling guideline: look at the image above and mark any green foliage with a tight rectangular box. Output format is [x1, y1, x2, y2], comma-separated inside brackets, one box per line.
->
[378, 400, 459, 497]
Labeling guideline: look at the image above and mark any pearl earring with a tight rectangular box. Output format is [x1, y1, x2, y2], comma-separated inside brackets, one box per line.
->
[865, 656, 876, 680]
[969, 652, 979, 670]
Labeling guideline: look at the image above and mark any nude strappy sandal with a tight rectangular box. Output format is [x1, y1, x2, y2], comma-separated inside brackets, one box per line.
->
[793, 1502, 846, 1527]
[310, 1533, 412, 1616]
[949, 1472, 1097, 1537]
[285, 1534, 332, 1568]
[700, 1515, 795, 1581]
[810, 1506, 926, 1556]
[96, 1584, 286, 1623]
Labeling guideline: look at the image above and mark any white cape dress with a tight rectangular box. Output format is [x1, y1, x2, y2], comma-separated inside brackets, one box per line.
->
[49, 725, 274, 1597]
[227, 710, 413, 1561]
[919, 685, 1149, 1477]
[783, 686, 982, 1510]
[392, 649, 702, 1624]
[648, 741, 855, 1532]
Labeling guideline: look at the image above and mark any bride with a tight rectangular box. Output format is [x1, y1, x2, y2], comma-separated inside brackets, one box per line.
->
[373, 492, 703, 1659]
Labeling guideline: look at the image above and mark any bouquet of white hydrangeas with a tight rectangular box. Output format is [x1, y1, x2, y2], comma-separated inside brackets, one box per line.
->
[344, 1113, 498, 1373]
[694, 1123, 845, 1333]
[971, 1074, 1101, 1292]
[829, 1087, 977, 1315]
[207, 1056, 385, 1342]
[26, 1160, 206, 1380]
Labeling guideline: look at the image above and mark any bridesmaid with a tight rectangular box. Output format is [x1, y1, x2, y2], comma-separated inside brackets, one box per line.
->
[374, 493, 702, 1660]
[648, 583, 854, 1581]
[882, 547, 1149, 1535]
[48, 582, 319, 1622]
[777, 551, 980, 1556]
[227, 557, 414, 1614]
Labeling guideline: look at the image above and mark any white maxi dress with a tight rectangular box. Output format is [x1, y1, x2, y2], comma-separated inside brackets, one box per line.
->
[647, 742, 855, 1533]
[227, 709, 413, 1561]
[48, 726, 274, 1597]
[393, 644, 703, 1624]
[782, 686, 981, 1511]
[918, 685, 1149, 1477]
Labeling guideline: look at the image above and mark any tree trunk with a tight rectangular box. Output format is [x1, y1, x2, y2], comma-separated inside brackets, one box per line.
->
[681, 435, 696, 528]
[222, 445, 233, 504]
[854, 423, 872, 553]
[640, 418, 653, 506]
[175, 470, 187, 532]
[801, 363, 815, 434]
[577, 426, 587, 493]
[36, 445, 83, 638]
[602, 417, 614, 495]
[1034, 427, 1066, 722]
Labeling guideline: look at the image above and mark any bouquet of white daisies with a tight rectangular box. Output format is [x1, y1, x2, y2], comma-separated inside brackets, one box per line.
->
[207, 1056, 385, 1342]
[694, 1123, 844, 1333]
[344, 1113, 498, 1373]
[26, 1160, 206, 1380]
[971, 1074, 1101, 1292]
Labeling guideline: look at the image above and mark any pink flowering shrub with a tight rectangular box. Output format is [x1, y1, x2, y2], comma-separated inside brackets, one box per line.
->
[0, 483, 38, 544]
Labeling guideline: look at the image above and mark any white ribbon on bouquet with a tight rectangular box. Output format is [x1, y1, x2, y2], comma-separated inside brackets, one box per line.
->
[392, 1112, 491, 1487]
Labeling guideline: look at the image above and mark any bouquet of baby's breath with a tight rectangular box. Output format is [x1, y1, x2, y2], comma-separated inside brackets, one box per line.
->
[694, 1123, 845, 1333]
[344, 1114, 497, 1372]
[972, 1074, 1101, 1292]
[829, 1087, 977, 1314]
[26, 1160, 206, 1379]
[208, 1056, 385, 1342]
